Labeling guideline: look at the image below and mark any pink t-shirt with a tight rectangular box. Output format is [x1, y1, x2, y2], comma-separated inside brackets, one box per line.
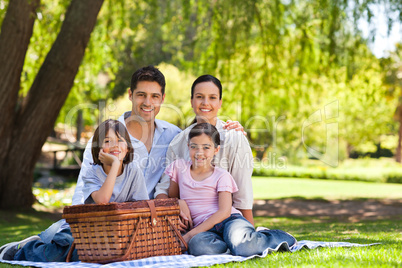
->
[165, 159, 241, 227]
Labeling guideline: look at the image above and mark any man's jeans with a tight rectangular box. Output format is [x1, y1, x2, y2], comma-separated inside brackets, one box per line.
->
[188, 214, 296, 256]
[14, 219, 78, 262]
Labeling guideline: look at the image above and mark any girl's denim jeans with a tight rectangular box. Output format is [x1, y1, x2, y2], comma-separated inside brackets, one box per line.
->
[188, 214, 297, 256]
[14, 219, 78, 262]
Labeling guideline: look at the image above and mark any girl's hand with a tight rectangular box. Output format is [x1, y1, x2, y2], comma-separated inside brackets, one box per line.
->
[178, 199, 193, 232]
[182, 232, 193, 244]
[98, 149, 119, 166]
[223, 120, 247, 136]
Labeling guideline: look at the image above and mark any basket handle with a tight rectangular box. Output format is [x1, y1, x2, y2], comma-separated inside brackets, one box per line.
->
[146, 200, 158, 227]
[66, 241, 76, 262]
[166, 216, 188, 252]
[66, 219, 143, 264]
[96, 217, 144, 264]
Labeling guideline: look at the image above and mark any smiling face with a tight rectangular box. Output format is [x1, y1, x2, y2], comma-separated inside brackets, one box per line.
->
[128, 81, 165, 123]
[191, 81, 222, 125]
[102, 129, 128, 162]
[188, 133, 219, 169]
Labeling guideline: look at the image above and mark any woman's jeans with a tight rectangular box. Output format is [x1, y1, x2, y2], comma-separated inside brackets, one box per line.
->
[14, 219, 78, 262]
[188, 214, 296, 256]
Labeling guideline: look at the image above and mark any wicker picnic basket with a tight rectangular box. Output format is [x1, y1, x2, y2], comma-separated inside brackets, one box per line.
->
[62, 198, 187, 263]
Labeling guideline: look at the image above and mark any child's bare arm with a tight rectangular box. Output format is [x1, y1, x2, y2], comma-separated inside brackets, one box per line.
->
[168, 180, 193, 230]
[168, 180, 179, 198]
[183, 191, 232, 243]
[90, 150, 120, 203]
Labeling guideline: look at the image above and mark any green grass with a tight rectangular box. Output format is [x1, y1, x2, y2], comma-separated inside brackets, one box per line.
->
[252, 177, 402, 200]
[0, 209, 59, 268]
[1, 213, 400, 267]
[206, 218, 402, 267]
[1, 175, 401, 267]
[0, 209, 58, 246]
[253, 157, 402, 184]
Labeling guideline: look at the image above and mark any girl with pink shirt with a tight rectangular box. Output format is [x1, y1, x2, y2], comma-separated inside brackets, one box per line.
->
[166, 123, 296, 256]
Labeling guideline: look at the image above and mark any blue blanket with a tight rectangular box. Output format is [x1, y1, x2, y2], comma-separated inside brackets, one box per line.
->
[0, 240, 379, 268]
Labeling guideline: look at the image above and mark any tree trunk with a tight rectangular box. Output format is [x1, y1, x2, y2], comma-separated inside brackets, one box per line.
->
[0, 0, 40, 170]
[0, 0, 104, 209]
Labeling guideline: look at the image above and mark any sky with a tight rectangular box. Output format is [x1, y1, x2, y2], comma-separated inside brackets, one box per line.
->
[358, 4, 401, 58]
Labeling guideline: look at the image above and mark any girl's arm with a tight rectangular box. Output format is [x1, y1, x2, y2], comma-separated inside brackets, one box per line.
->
[90, 151, 120, 204]
[168, 179, 179, 198]
[182, 191, 232, 243]
[169, 180, 193, 230]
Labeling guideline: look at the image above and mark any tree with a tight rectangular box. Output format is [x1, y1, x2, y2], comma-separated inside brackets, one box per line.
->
[0, 0, 104, 209]
[382, 43, 402, 162]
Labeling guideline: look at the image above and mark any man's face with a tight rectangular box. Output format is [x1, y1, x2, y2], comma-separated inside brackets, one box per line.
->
[128, 81, 165, 122]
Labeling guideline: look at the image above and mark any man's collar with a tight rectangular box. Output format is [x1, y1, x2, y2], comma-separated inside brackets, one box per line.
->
[154, 119, 168, 134]
[122, 111, 167, 135]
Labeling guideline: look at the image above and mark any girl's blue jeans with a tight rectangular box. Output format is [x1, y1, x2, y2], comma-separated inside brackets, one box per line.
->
[188, 214, 297, 256]
[14, 219, 78, 262]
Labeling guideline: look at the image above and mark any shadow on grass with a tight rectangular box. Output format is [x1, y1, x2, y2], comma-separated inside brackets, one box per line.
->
[0, 208, 60, 245]
[275, 196, 402, 202]
[253, 198, 402, 223]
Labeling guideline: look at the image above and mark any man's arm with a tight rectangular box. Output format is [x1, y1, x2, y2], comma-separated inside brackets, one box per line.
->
[72, 139, 93, 205]
[154, 142, 177, 199]
[154, 173, 170, 199]
[238, 209, 254, 226]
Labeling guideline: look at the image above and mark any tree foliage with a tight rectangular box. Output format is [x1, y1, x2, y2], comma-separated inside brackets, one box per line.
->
[56, 0, 400, 161]
[0, 0, 401, 209]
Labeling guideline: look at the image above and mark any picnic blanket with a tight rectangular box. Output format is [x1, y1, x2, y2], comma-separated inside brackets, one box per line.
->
[0, 240, 379, 268]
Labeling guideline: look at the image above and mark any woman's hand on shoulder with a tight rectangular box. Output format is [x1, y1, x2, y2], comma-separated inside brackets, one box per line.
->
[223, 120, 247, 136]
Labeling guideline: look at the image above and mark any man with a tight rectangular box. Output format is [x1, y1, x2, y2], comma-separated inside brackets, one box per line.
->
[72, 65, 179, 204]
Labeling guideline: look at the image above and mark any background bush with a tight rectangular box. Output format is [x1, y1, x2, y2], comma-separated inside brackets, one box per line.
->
[253, 157, 402, 184]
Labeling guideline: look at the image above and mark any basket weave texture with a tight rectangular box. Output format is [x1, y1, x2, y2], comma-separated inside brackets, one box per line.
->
[62, 198, 184, 263]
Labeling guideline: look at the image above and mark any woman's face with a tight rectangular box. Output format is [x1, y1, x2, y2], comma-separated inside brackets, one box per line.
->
[191, 81, 222, 124]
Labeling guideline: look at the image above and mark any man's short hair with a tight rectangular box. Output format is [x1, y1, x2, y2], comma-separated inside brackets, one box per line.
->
[130, 65, 166, 95]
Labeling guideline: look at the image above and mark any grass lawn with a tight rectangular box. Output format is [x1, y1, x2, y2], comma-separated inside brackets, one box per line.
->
[209, 218, 402, 267]
[0, 177, 401, 267]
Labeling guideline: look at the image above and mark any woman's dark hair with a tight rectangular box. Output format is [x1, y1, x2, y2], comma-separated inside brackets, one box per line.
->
[191, 74, 222, 100]
[188, 123, 220, 148]
[91, 119, 134, 165]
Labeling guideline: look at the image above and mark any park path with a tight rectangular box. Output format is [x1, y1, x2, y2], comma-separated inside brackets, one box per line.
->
[36, 197, 402, 222]
[253, 199, 402, 222]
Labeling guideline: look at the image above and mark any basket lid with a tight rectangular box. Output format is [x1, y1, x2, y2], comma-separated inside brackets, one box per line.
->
[63, 198, 179, 215]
